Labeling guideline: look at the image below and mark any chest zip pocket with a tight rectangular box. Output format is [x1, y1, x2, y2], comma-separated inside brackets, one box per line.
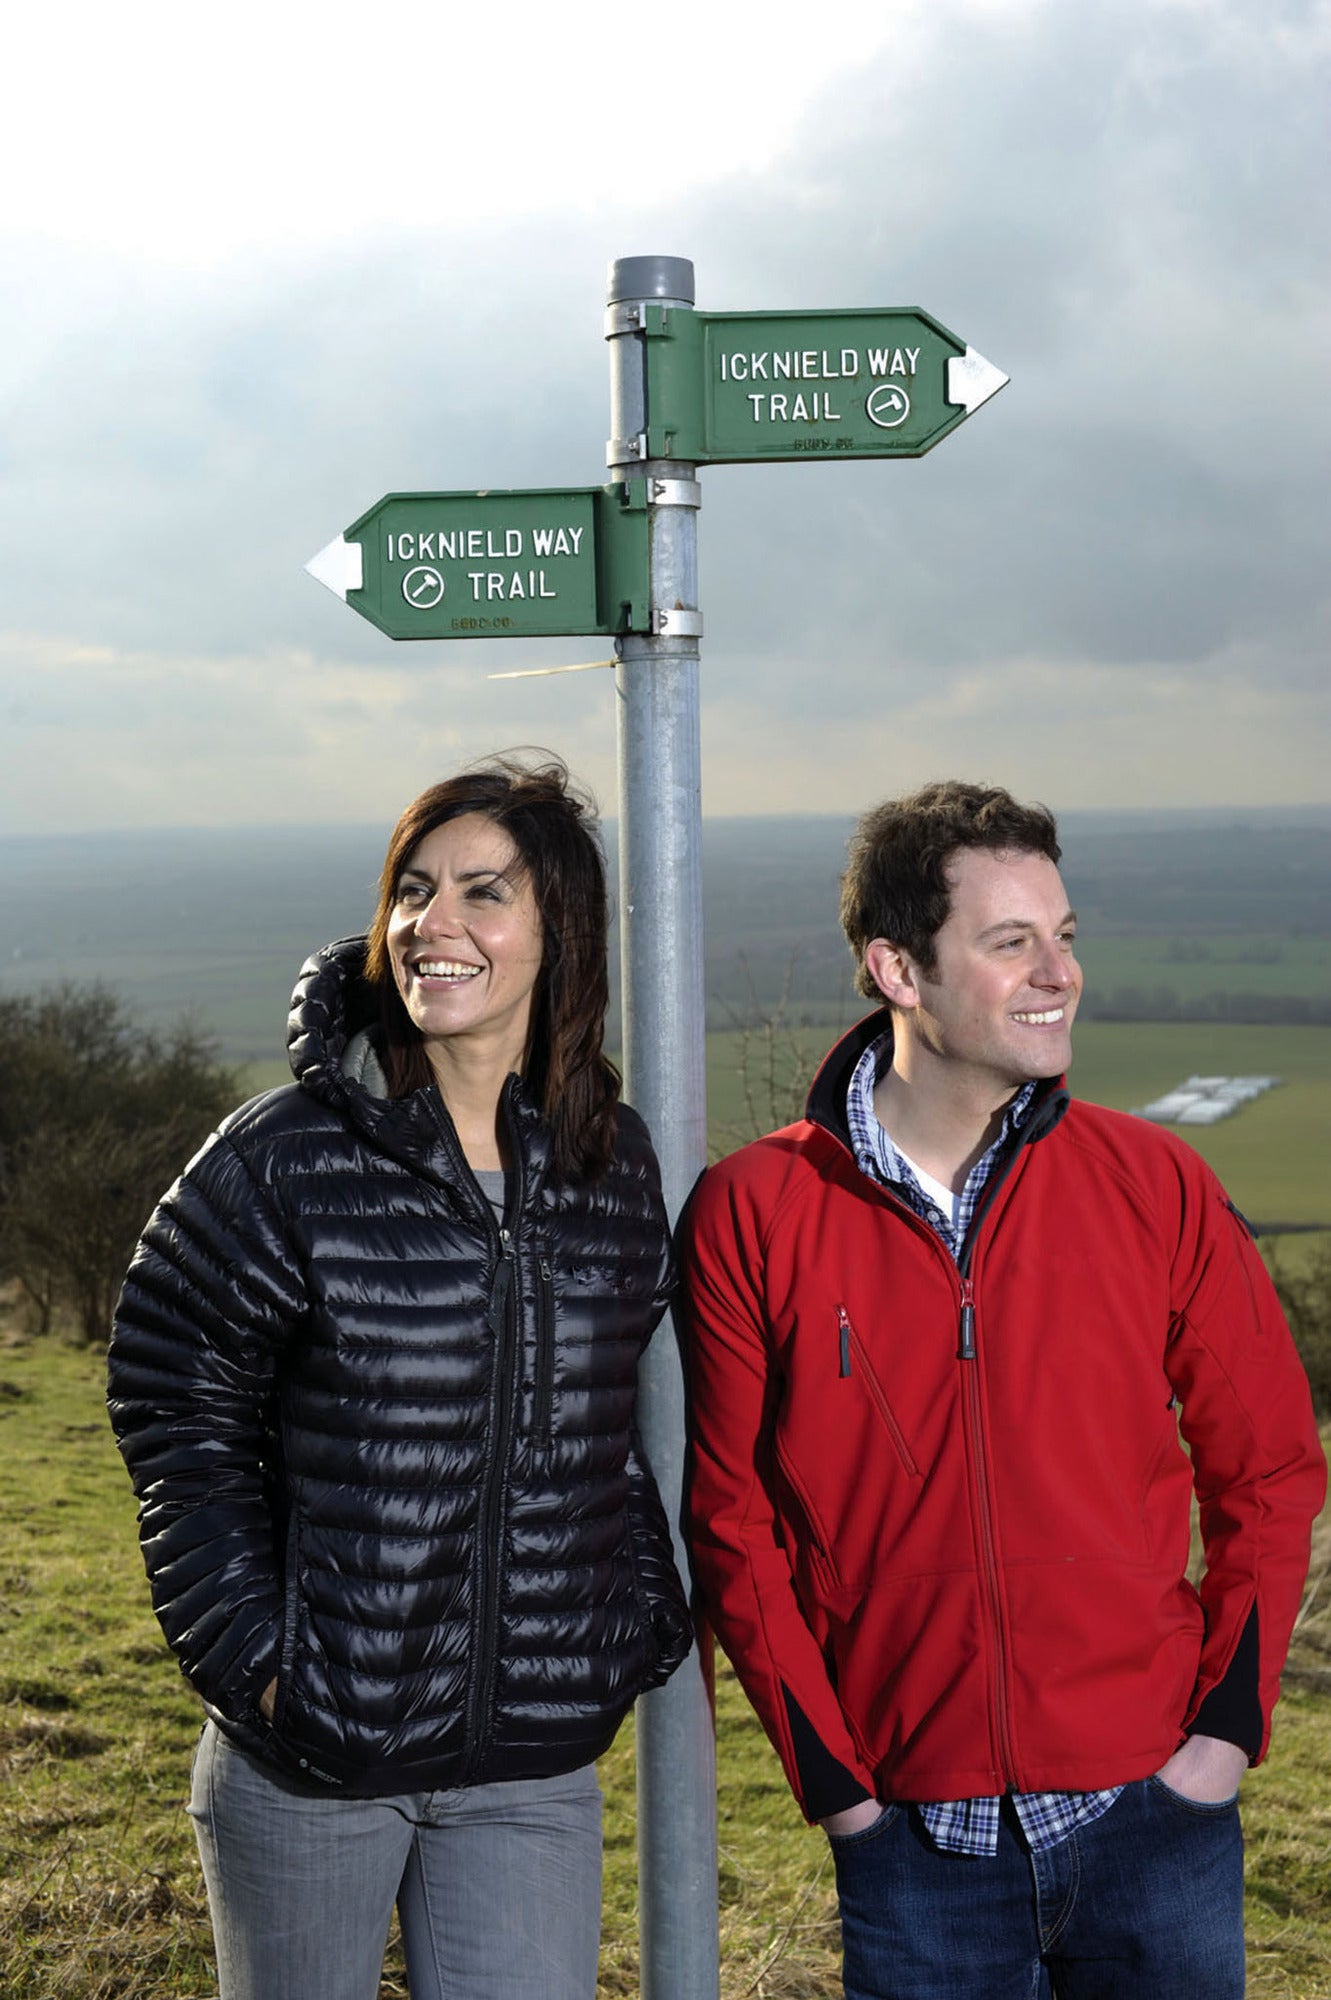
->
[836, 1304, 921, 1478]
[532, 1254, 556, 1449]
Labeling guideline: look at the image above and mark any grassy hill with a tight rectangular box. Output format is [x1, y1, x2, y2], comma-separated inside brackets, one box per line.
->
[1, 1320, 1328, 1998]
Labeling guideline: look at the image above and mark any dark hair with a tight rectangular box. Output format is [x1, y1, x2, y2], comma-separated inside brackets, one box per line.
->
[364, 754, 620, 1180]
[839, 780, 1062, 998]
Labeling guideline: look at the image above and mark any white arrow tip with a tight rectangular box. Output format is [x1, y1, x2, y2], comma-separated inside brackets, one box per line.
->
[946, 347, 1009, 415]
[305, 534, 363, 599]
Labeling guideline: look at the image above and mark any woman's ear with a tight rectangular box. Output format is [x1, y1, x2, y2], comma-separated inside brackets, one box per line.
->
[863, 939, 920, 1011]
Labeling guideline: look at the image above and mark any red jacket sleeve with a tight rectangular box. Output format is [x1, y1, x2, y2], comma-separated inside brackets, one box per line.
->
[684, 1155, 878, 1821]
[1166, 1178, 1326, 1762]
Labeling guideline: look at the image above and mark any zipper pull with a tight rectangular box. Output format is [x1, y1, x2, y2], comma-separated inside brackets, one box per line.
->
[836, 1305, 852, 1378]
[958, 1277, 976, 1360]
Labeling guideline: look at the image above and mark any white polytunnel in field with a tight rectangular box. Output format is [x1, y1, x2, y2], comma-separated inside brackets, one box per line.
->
[1135, 1075, 1282, 1125]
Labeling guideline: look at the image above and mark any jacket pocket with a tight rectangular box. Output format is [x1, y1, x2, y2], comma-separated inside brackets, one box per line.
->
[272, 1505, 302, 1731]
[532, 1254, 556, 1448]
[774, 1438, 846, 1596]
[836, 1305, 921, 1478]
[621, 1475, 693, 1693]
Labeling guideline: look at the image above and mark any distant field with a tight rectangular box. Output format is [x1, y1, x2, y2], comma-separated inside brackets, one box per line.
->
[706, 1019, 1331, 1240]
[1076, 935, 1331, 1011]
[4, 810, 1328, 1060]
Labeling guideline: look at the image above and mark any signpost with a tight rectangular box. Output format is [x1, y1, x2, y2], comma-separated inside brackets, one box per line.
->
[306, 259, 1006, 2000]
[306, 483, 651, 640]
[619, 304, 1007, 464]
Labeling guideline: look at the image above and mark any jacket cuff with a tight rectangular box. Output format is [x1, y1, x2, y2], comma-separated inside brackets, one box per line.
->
[1186, 1606, 1261, 1759]
[783, 1688, 875, 1820]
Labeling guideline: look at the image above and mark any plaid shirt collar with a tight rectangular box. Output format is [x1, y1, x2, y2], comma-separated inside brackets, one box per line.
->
[846, 1031, 1036, 1258]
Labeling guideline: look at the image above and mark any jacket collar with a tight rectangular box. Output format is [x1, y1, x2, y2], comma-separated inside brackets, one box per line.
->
[804, 1007, 1070, 1155]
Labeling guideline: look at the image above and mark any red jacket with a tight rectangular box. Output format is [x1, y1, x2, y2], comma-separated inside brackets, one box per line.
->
[685, 1015, 1325, 1820]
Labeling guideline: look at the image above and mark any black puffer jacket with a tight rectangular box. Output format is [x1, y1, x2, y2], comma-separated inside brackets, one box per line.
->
[108, 937, 692, 1795]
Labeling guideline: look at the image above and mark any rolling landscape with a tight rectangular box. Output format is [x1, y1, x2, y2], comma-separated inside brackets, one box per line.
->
[3, 805, 1328, 1230]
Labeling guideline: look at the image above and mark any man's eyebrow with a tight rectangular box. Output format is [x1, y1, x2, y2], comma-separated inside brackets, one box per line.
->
[974, 909, 1078, 941]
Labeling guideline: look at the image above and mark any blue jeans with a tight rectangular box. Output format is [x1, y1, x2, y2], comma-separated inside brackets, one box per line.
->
[829, 1780, 1245, 1999]
[188, 1722, 603, 2000]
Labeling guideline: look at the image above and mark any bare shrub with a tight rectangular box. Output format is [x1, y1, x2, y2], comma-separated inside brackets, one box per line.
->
[0, 986, 237, 1344]
[1265, 1240, 1331, 1421]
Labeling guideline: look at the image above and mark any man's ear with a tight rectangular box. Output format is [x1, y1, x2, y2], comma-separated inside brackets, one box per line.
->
[863, 939, 920, 1010]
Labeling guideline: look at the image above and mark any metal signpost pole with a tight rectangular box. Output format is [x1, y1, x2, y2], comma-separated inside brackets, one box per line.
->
[605, 255, 719, 2000]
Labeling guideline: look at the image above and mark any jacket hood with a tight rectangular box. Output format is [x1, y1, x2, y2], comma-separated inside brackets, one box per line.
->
[286, 934, 382, 1098]
[804, 1006, 1070, 1152]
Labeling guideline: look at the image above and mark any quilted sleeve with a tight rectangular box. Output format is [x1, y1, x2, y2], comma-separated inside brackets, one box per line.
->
[107, 1129, 309, 1719]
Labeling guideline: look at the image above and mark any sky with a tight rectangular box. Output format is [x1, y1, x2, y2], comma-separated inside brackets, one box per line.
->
[2, 0, 1328, 833]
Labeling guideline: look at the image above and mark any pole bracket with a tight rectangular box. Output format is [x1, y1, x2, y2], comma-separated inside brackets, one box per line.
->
[652, 607, 704, 638]
[649, 478, 702, 509]
[606, 432, 649, 467]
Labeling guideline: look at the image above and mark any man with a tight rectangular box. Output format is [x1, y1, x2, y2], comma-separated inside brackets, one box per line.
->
[685, 781, 1325, 1999]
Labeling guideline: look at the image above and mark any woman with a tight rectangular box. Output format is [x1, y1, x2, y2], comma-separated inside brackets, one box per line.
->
[108, 756, 692, 2000]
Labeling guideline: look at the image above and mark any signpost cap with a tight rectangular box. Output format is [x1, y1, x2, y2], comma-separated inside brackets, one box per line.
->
[607, 256, 695, 307]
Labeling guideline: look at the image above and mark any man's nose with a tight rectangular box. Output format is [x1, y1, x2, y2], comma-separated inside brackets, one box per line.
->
[1033, 942, 1075, 987]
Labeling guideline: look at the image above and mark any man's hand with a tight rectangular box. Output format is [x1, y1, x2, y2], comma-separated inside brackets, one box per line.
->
[819, 1797, 886, 1837]
[1153, 1732, 1247, 1802]
[258, 1677, 278, 1723]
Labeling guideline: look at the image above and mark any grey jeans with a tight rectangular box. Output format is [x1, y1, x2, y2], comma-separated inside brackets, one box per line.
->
[187, 1722, 603, 2000]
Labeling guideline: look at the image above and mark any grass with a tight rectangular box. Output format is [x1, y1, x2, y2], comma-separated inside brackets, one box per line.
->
[2, 1309, 1330, 1997]
[1074, 935, 1331, 1008]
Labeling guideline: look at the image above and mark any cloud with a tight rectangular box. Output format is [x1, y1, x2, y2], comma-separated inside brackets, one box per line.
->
[0, 0, 1326, 828]
[0, 630, 623, 834]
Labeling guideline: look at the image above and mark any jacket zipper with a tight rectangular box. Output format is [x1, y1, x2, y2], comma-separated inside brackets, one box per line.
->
[455, 1082, 525, 1779]
[952, 1145, 1028, 1785]
[959, 1341, 1018, 1780]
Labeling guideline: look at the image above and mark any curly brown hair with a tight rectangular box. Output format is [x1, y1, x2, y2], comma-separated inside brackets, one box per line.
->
[365, 755, 621, 1181]
[840, 780, 1062, 998]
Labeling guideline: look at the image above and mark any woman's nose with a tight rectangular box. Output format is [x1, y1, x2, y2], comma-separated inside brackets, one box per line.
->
[417, 892, 460, 938]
